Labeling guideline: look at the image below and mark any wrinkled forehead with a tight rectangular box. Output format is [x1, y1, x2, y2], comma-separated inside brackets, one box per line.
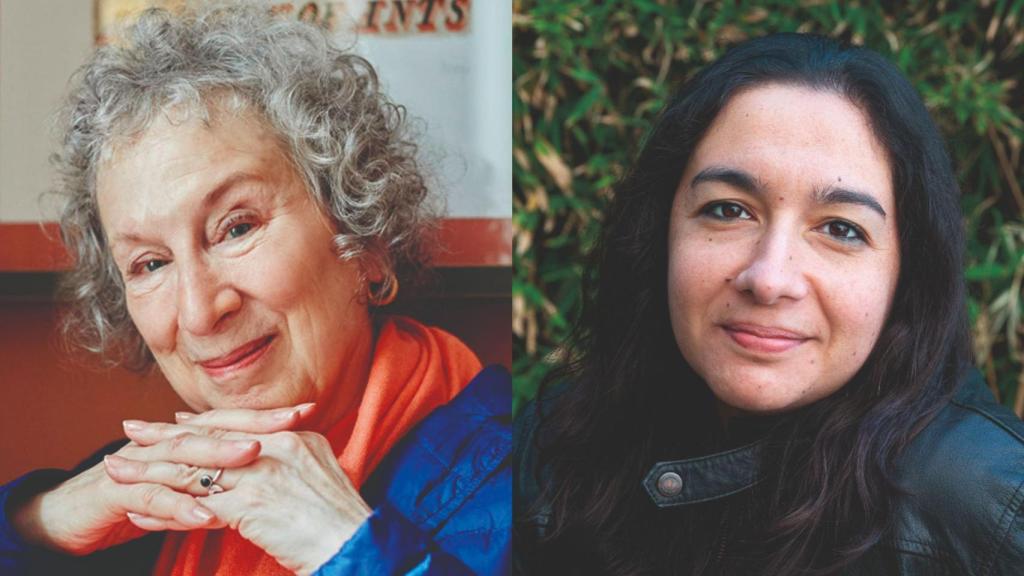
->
[93, 92, 305, 218]
[96, 89, 261, 170]
[92, 96, 336, 253]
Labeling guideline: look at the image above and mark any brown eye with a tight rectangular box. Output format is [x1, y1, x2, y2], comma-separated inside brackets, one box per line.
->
[819, 220, 866, 243]
[703, 202, 753, 221]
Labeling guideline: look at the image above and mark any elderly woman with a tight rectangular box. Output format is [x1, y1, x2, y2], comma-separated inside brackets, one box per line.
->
[0, 5, 509, 575]
[515, 33, 1024, 574]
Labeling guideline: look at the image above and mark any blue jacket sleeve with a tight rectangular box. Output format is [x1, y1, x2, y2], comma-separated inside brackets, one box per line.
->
[314, 461, 511, 576]
[0, 442, 164, 575]
[0, 469, 72, 574]
[313, 365, 512, 576]
[313, 503, 476, 575]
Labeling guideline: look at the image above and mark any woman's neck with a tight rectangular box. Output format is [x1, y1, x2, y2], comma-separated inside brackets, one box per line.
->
[715, 399, 782, 448]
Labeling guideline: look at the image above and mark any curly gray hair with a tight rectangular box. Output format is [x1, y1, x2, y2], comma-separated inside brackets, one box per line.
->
[56, 3, 436, 370]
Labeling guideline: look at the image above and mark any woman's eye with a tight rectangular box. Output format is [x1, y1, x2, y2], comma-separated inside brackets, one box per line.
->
[703, 202, 753, 220]
[131, 259, 167, 275]
[227, 222, 254, 239]
[819, 220, 866, 243]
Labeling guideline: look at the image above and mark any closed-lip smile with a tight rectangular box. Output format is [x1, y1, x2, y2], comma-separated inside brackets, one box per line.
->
[198, 335, 275, 376]
[721, 322, 810, 354]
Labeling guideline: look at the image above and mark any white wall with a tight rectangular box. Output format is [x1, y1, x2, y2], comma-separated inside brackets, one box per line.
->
[353, 1, 512, 218]
[0, 0, 94, 222]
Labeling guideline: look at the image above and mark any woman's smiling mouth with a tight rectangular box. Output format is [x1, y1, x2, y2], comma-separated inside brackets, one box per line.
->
[198, 335, 276, 377]
[721, 323, 810, 354]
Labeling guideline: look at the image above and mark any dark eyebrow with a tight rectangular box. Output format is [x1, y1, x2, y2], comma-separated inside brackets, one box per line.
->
[814, 185, 887, 219]
[691, 165, 887, 220]
[691, 166, 764, 195]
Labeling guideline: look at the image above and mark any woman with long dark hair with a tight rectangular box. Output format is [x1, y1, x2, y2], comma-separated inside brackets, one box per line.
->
[514, 33, 1024, 575]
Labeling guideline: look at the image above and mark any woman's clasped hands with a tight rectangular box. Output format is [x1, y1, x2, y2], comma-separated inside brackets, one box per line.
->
[18, 404, 370, 576]
[111, 404, 371, 574]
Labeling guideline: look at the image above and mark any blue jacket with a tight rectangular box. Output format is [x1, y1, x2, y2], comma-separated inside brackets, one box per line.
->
[1, 366, 511, 575]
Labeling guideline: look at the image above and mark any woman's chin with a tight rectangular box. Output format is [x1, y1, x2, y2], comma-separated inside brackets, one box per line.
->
[707, 377, 817, 415]
[699, 360, 850, 416]
[182, 380, 307, 412]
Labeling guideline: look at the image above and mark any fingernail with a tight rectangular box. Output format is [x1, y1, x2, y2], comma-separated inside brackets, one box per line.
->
[123, 420, 145, 433]
[104, 455, 123, 468]
[233, 440, 259, 451]
[296, 403, 316, 417]
[273, 408, 298, 420]
[126, 511, 143, 521]
[175, 412, 195, 422]
[190, 506, 214, 523]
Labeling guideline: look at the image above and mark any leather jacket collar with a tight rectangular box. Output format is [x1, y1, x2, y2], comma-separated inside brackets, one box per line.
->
[642, 439, 765, 507]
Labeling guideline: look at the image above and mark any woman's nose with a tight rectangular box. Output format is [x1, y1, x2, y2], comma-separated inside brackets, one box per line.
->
[176, 258, 241, 335]
[732, 229, 810, 305]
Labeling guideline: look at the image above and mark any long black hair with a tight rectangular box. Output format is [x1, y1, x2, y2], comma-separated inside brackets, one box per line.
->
[522, 33, 970, 575]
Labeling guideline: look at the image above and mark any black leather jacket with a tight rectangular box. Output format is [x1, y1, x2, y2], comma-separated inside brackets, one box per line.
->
[514, 370, 1024, 574]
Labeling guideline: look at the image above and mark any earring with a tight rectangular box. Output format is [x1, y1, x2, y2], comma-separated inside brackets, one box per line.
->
[368, 274, 398, 306]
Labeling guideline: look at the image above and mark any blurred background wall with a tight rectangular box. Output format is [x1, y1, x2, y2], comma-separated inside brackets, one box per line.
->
[512, 0, 1024, 416]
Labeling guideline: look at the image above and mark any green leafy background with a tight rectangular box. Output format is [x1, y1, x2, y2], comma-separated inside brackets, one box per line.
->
[512, 0, 1024, 417]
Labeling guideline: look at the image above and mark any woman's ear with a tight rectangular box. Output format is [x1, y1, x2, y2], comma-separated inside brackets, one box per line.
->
[359, 253, 387, 286]
[359, 251, 399, 307]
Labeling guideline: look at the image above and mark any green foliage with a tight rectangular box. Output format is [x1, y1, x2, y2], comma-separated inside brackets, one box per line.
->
[513, 0, 1024, 416]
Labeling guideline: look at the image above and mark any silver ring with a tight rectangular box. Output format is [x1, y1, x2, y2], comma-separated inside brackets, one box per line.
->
[199, 468, 224, 494]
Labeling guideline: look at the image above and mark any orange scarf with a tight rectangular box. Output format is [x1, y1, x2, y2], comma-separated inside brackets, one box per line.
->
[151, 316, 481, 575]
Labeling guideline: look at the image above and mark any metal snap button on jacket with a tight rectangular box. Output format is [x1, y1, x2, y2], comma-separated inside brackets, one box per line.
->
[656, 471, 683, 497]
[641, 440, 765, 507]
